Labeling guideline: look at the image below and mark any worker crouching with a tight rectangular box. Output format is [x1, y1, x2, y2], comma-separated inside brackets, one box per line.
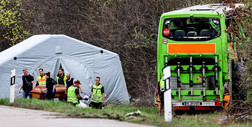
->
[67, 80, 87, 106]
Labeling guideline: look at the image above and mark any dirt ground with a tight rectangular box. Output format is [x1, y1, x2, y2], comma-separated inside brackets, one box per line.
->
[0, 105, 153, 127]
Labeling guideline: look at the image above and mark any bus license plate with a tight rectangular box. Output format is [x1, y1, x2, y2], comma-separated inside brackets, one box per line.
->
[190, 102, 200, 106]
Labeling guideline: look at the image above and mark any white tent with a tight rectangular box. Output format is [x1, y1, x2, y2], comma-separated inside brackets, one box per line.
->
[0, 34, 129, 104]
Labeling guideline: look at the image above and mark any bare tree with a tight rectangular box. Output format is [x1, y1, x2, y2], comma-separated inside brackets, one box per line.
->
[19, 0, 223, 99]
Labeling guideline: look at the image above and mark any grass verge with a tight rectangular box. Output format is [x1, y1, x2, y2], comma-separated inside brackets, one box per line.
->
[0, 98, 251, 127]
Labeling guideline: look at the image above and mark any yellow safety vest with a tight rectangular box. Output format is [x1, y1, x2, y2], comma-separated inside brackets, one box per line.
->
[91, 84, 103, 103]
[67, 86, 78, 104]
[56, 74, 67, 86]
[37, 75, 46, 86]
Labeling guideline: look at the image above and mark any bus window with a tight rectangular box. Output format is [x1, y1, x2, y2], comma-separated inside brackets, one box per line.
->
[163, 17, 221, 41]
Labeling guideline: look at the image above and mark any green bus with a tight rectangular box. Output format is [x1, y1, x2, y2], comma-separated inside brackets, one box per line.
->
[157, 4, 243, 110]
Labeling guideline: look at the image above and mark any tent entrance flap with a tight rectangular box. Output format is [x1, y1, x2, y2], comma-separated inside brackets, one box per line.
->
[31, 57, 95, 95]
[31, 57, 61, 80]
[60, 58, 94, 94]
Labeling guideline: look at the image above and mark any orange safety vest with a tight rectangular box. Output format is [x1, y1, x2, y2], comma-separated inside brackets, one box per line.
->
[37, 75, 46, 86]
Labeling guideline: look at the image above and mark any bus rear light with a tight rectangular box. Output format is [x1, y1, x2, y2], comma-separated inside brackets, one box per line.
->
[195, 106, 210, 110]
[173, 106, 190, 110]
[215, 101, 221, 106]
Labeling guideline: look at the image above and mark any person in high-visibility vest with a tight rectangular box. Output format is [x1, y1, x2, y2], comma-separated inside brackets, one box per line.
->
[67, 80, 86, 106]
[158, 80, 165, 114]
[56, 68, 67, 101]
[36, 68, 46, 86]
[91, 77, 105, 109]
[56, 68, 67, 86]
[158, 79, 174, 115]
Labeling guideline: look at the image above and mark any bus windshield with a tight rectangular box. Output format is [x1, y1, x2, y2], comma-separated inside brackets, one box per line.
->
[163, 17, 221, 41]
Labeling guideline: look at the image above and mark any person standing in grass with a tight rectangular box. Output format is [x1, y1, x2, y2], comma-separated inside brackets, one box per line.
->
[90, 77, 105, 109]
[18, 69, 34, 98]
[66, 74, 74, 90]
[45, 72, 56, 100]
[36, 68, 46, 86]
[158, 80, 174, 115]
[56, 68, 67, 85]
[56, 68, 68, 101]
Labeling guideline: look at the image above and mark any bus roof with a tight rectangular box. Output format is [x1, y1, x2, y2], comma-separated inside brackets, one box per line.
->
[163, 3, 244, 15]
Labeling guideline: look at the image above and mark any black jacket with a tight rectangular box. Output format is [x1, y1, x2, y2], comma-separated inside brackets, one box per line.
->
[46, 78, 56, 99]
[66, 78, 74, 89]
[22, 74, 34, 91]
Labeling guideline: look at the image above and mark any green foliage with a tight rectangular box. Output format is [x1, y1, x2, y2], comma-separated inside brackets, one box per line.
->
[0, 0, 28, 46]
[223, 0, 252, 101]
[241, 0, 252, 102]
[90, 0, 113, 6]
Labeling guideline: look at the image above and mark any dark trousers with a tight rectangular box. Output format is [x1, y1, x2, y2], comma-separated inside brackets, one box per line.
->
[23, 89, 32, 98]
[91, 102, 102, 109]
[159, 92, 164, 111]
[68, 102, 78, 106]
[159, 92, 174, 112]
[46, 93, 54, 100]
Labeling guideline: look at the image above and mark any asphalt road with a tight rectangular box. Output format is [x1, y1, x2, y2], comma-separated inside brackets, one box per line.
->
[0, 106, 153, 127]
